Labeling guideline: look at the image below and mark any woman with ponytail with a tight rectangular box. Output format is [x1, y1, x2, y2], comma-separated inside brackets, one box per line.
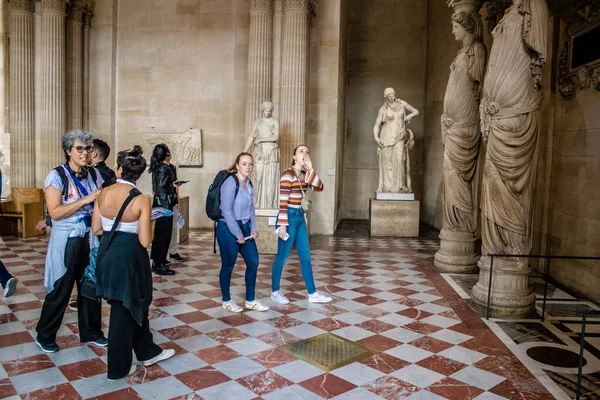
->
[93, 146, 174, 380]
[148, 144, 179, 275]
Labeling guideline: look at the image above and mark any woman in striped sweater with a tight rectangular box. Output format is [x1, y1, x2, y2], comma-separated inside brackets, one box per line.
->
[270, 145, 332, 305]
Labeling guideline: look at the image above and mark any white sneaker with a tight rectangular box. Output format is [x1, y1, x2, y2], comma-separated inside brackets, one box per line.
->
[4, 278, 18, 297]
[245, 300, 269, 312]
[270, 291, 290, 305]
[308, 291, 332, 303]
[142, 349, 176, 367]
[222, 301, 243, 313]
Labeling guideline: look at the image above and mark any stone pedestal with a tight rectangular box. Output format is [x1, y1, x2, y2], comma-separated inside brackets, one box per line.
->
[369, 198, 419, 237]
[470, 256, 536, 317]
[176, 196, 189, 244]
[255, 209, 279, 254]
[434, 230, 479, 273]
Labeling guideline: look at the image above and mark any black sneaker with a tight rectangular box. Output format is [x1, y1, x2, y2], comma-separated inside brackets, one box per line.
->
[152, 262, 176, 276]
[3, 278, 18, 297]
[86, 337, 108, 347]
[169, 253, 185, 262]
[35, 337, 59, 353]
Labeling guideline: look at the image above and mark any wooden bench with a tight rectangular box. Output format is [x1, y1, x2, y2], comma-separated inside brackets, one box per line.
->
[0, 188, 44, 238]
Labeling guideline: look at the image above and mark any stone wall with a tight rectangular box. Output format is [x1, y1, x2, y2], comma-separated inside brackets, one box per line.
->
[342, 0, 428, 220]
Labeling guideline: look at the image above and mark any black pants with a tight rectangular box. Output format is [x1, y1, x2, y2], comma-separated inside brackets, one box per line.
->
[107, 301, 161, 379]
[151, 216, 173, 264]
[36, 236, 104, 344]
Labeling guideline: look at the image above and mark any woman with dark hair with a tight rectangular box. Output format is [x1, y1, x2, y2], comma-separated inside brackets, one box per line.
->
[93, 146, 174, 380]
[148, 144, 179, 275]
[35, 130, 106, 353]
[217, 152, 268, 313]
[270, 145, 332, 305]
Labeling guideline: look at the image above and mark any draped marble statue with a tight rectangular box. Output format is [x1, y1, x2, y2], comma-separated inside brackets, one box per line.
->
[471, 0, 548, 316]
[434, 9, 487, 273]
[373, 88, 419, 193]
[244, 101, 280, 209]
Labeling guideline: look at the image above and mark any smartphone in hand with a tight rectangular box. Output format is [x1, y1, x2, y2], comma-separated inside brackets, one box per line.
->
[174, 180, 190, 185]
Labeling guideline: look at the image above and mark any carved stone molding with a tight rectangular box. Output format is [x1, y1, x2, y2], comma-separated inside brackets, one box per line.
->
[67, 3, 86, 22]
[248, 0, 274, 11]
[558, 0, 600, 99]
[83, 9, 94, 26]
[282, 0, 309, 11]
[7, 0, 35, 13]
[484, 0, 511, 31]
[39, 0, 66, 13]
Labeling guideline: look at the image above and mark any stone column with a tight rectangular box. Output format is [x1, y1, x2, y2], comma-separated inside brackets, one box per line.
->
[245, 0, 274, 133]
[8, 0, 36, 187]
[82, 7, 92, 131]
[66, 2, 85, 131]
[278, 0, 310, 168]
[38, 0, 67, 175]
[434, 0, 485, 274]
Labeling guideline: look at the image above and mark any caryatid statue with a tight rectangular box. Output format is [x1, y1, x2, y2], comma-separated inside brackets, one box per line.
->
[244, 101, 280, 209]
[471, 0, 548, 316]
[434, 7, 487, 273]
[373, 88, 419, 193]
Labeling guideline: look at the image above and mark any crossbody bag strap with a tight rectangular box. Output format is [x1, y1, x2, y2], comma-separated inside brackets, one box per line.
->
[292, 169, 307, 198]
[104, 188, 142, 248]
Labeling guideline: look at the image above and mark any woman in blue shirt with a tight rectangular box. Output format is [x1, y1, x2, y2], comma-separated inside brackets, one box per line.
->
[217, 152, 268, 313]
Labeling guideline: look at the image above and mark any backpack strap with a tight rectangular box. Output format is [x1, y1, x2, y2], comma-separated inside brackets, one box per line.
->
[54, 166, 69, 201]
[88, 167, 98, 187]
[214, 175, 242, 254]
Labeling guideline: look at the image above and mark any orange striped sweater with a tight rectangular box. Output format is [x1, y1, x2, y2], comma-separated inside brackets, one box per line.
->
[277, 168, 324, 225]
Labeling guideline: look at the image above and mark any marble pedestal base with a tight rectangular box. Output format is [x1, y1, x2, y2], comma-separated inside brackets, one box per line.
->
[255, 209, 279, 255]
[369, 198, 419, 237]
[471, 256, 535, 317]
[434, 230, 479, 273]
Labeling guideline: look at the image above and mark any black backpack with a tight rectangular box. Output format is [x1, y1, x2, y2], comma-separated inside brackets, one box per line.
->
[205, 171, 252, 253]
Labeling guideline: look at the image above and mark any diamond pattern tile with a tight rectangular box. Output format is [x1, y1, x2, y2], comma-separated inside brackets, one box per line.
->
[0, 231, 551, 399]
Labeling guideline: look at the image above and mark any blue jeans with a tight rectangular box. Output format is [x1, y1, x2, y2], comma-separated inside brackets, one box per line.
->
[272, 208, 316, 294]
[0, 260, 14, 288]
[216, 220, 259, 302]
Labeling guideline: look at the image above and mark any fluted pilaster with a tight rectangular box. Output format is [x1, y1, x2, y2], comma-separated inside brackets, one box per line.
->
[279, 0, 310, 168]
[245, 0, 274, 133]
[8, 0, 36, 187]
[82, 8, 92, 130]
[66, 2, 85, 131]
[39, 0, 67, 174]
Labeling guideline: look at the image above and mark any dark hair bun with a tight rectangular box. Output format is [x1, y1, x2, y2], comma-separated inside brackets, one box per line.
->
[132, 145, 143, 155]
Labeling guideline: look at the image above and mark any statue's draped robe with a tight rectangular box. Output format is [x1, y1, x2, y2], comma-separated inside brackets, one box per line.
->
[378, 101, 409, 193]
[480, 0, 547, 254]
[251, 118, 280, 209]
[442, 40, 487, 233]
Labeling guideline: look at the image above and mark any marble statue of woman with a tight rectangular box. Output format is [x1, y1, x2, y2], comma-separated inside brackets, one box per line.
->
[441, 12, 486, 234]
[243, 101, 280, 209]
[373, 88, 419, 193]
[471, 0, 548, 316]
[478, 0, 547, 256]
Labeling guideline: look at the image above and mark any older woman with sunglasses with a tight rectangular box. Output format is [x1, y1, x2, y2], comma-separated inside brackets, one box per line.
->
[35, 130, 107, 353]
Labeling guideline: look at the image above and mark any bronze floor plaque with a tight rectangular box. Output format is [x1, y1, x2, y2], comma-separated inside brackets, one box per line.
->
[279, 333, 374, 371]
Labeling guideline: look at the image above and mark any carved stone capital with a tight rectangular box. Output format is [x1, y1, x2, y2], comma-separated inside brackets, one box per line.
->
[248, 0, 274, 11]
[39, 0, 67, 14]
[8, 0, 35, 13]
[447, 0, 482, 14]
[83, 8, 94, 26]
[282, 0, 309, 12]
[67, 2, 86, 22]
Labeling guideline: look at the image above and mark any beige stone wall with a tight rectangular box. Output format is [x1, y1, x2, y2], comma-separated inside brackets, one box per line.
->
[547, 71, 600, 301]
[342, 0, 428, 220]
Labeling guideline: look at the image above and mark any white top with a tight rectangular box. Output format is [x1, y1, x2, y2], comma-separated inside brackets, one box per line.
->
[100, 179, 139, 234]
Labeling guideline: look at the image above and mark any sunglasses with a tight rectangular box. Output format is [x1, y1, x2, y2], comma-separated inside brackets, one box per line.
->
[73, 145, 92, 154]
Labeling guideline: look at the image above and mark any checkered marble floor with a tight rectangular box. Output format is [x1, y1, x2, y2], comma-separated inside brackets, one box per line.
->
[0, 231, 553, 399]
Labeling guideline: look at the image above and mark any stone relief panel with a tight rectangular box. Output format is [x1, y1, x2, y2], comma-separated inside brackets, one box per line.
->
[558, 0, 600, 99]
[141, 128, 203, 168]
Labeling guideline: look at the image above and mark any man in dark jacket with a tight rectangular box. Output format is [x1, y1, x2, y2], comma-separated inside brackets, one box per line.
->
[91, 139, 117, 188]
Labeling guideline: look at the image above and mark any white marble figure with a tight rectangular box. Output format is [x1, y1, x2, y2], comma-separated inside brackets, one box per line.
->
[479, 0, 548, 256]
[373, 88, 419, 193]
[441, 11, 487, 233]
[244, 101, 280, 209]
